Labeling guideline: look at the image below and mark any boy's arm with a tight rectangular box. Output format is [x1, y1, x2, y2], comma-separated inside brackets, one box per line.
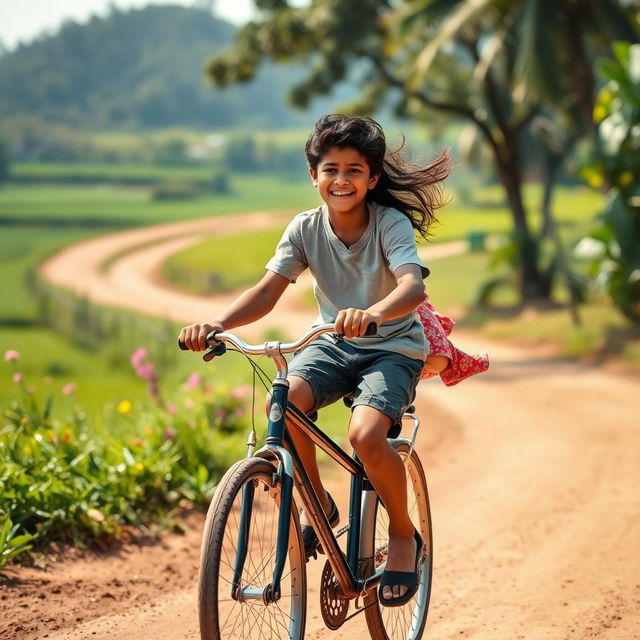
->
[179, 271, 290, 351]
[336, 264, 425, 338]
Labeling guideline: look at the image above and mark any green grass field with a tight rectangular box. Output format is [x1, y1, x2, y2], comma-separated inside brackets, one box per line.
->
[0, 176, 317, 226]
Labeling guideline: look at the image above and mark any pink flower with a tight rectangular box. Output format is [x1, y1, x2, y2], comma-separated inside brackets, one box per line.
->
[183, 372, 201, 390]
[132, 437, 144, 447]
[164, 427, 176, 440]
[147, 382, 159, 397]
[231, 384, 250, 399]
[12, 372, 24, 383]
[215, 409, 227, 420]
[184, 399, 194, 409]
[130, 347, 148, 368]
[4, 350, 20, 362]
[166, 404, 177, 415]
[235, 409, 245, 419]
[135, 362, 158, 382]
[62, 382, 76, 395]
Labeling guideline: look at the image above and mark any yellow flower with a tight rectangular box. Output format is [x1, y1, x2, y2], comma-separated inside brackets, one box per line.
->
[587, 173, 603, 189]
[46, 430, 56, 443]
[144, 427, 154, 437]
[117, 400, 132, 414]
[599, 88, 613, 105]
[593, 104, 608, 123]
[619, 171, 634, 188]
[134, 462, 144, 473]
[60, 430, 73, 444]
[22, 445, 32, 456]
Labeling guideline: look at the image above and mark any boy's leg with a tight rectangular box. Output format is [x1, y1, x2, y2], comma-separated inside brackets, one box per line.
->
[349, 405, 416, 600]
[279, 376, 333, 521]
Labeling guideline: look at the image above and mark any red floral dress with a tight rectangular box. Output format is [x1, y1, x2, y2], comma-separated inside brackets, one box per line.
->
[416, 298, 489, 386]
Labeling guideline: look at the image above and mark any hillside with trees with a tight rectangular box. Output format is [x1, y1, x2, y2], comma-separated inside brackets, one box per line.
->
[0, 5, 320, 130]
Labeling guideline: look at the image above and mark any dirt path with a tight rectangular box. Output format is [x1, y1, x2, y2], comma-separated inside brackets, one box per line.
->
[3, 217, 638, 639]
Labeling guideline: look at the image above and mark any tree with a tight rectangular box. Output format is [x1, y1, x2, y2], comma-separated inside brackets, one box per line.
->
[577, 42, 640, 323]
[206, 0, 637, 301]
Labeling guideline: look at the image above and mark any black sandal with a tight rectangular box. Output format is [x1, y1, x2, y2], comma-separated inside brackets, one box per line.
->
[301, 494, 340, 561]
[378, 528, 425, 607]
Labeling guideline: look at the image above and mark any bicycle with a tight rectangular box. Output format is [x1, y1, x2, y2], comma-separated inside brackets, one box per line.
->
[180, 323, 433, 640]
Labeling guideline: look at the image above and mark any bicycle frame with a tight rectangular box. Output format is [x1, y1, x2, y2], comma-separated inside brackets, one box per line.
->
[233, 381, 411, 603]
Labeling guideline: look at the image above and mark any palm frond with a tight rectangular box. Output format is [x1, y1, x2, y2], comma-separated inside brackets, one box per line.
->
[409, 0, 493, 86]
[514, 0, 564, 102]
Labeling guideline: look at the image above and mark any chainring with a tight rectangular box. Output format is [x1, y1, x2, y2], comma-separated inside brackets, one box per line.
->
[319, 559, 349, 630]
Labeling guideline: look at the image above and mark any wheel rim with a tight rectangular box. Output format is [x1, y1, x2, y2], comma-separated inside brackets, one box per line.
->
[213, 471, 305, 639]
[372, 449, 432, 640]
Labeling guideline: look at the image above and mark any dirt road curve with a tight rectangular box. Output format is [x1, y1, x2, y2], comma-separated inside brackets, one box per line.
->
[4, 217, 638, 639]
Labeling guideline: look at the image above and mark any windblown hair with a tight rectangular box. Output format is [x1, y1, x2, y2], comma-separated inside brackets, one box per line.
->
[305, 114, 451, 240]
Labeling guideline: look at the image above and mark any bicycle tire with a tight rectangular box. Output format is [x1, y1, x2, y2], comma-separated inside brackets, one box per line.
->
[362, 441, 433, 640]
[198, 456, 307, 640]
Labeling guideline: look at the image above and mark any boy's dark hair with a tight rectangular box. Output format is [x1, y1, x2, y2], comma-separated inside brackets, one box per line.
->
[305, 114, 451, 239]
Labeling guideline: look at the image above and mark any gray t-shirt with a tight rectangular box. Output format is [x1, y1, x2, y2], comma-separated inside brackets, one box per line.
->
[265, 202, 429, 362]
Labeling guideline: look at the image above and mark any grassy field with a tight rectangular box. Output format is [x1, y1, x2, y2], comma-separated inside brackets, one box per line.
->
[0, 176, 317, 225]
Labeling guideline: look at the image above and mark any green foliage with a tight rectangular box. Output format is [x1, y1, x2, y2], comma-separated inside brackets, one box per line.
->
[0, 354, 251, 567]
[577, 42, 640, 322]
[0, 516, 34, 574]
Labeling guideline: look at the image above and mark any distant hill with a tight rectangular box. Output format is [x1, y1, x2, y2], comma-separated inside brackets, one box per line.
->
[0, 5, 328, 129]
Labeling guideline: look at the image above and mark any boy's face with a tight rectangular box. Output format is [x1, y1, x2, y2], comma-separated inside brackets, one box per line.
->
[309, 146, 379, 215]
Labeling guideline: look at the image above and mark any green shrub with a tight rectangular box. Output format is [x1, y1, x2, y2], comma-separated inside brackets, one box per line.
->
[0, 348, 252, 568]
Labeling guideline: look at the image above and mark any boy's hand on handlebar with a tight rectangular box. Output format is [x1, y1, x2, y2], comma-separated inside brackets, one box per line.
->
[335, 309, 382, 339]
[178, 322, 223, 351]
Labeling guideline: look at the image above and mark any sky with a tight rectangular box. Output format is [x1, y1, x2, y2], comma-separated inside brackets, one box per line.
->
[0, 0, 255, 51]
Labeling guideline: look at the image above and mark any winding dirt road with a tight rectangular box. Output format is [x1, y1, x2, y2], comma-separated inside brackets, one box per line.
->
[3, 216, 639, 639]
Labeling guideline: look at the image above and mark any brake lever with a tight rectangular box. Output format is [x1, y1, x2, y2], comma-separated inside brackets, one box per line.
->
[202, 342, 226, 362]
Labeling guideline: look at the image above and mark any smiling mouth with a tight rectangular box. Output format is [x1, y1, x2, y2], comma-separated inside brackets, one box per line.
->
[330, 191, 355, 197]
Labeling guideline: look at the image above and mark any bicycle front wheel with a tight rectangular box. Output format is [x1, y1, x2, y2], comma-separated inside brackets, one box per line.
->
[363, 440, 433, 640]
[198, 457, 307, 640]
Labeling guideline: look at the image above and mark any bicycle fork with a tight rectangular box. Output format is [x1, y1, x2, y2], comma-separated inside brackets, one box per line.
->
[231, 383, 294, 604]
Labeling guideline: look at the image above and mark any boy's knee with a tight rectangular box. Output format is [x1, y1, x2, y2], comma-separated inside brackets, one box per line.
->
[348, 418, 386, 463]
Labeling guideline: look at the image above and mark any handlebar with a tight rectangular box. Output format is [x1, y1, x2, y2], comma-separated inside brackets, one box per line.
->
[178, 322, 378, 362]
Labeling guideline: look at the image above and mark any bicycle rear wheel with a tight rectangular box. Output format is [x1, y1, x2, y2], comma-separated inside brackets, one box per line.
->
[363, 440, 433, 640]
[199, 457, 307, 640]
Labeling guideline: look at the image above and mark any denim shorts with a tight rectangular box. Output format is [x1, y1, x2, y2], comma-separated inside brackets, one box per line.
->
[287, 337, 423, 435]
